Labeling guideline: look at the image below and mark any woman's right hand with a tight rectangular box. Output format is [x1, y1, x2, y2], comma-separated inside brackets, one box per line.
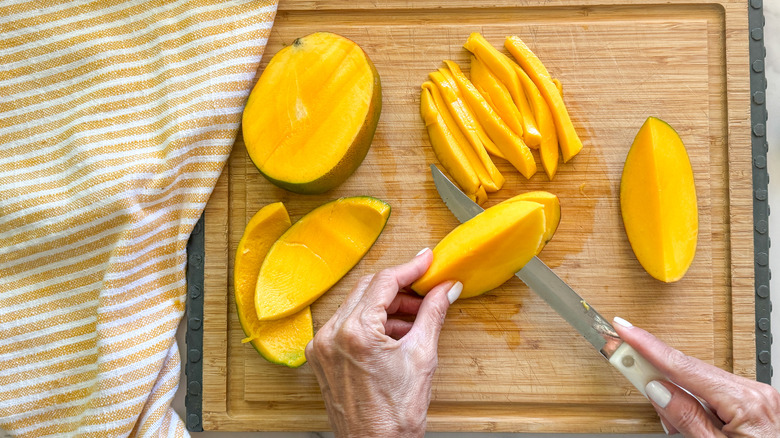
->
[613, 317, 780, 437]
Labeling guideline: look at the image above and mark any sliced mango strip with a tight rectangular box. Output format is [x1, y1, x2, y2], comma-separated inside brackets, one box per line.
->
[464, 32, 541, 148]
[234, 203, 312, 368]
[424, 81, 496, 196]
[420, 85, 488, 205]
[553, 78, 564, 97]
[429, 69, 504, 192]
[444, 60, 536, 179]
[505, 36, 583, 162]
[515, 65, 559, 180]
[470, 55, 524, 140]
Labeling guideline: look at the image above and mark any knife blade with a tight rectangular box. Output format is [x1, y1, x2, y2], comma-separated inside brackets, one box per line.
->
[430, 164, 665, 398]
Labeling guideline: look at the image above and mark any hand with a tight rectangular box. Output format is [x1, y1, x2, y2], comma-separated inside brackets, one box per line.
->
[613, 317, 780, 437]
[305, 248, 463, 437]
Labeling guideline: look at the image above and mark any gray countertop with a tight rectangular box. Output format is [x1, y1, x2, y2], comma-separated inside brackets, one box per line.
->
[174, 4, 780, 436]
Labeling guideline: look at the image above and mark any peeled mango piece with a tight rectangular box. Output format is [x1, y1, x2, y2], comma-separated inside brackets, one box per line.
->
[502, 191, 560, 247]
[620, 117, 698, 283]
[234, 202, 312, 368]
[470, 55, 524, 141]
[255, 197, 391, 320]
[411, 199, 548, 299]
[242, 32, 381, 194]
[516, 66, 559, 180]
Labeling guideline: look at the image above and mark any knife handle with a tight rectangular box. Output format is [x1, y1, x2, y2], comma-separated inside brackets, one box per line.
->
[608, 342, 666, 398]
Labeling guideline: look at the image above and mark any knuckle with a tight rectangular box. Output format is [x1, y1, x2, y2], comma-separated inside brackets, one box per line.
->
[674, 401, 705, 431]
[374, 269, 398, 287]
[335, 319, 366, 348]
[669, 348, 700, 376]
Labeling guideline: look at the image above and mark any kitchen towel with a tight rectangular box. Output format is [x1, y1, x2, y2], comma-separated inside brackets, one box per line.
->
[0, 1, 276, 436]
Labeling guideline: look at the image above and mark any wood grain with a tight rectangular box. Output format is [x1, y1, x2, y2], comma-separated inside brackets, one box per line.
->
[201, 1, 754, 433]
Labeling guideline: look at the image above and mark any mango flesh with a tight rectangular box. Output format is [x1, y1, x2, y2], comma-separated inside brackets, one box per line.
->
[242, 32, 381, 194]
[234, 203, 312, 367]
[502, 191, 561, 246]
[255, 197, 391, 320]
[411, 200, 547, 299]
[620, 117, 698, 282]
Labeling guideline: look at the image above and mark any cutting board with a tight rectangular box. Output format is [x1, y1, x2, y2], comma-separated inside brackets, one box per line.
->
[198, 0, 756, 433]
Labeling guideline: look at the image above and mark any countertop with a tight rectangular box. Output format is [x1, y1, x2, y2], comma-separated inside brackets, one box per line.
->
[173, 4, 780, 436]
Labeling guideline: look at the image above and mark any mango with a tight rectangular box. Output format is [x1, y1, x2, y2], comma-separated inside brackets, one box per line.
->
[255, 197, 391, 320]
[620, 117, 698, 282]
[411, 199, 549, 299]
[470, 55, 524, 141]
[516, 65, 559, 180]
[234, 203, 312, 368]
[242, 32, 381, 194]
[505, 36, 583, 162]
[503, 191, 560, 246]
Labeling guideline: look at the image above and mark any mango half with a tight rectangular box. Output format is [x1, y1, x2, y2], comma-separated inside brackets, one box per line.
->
[412, 193, 559, 299]
[255, 197, 391, 320]
[242, 32, 381, 194]
[620, 117, 698, 283]
[234, 202, 312, 368]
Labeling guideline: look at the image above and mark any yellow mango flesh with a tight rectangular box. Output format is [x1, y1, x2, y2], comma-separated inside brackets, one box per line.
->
[444, 61, 537, 180]
[411, 201, 547, 299]
[234, 203, 312, 367]
[420, 85, 488, 205]
[501, 191, 561, 247]
[429, 69, 505, 192]
[470, 55, 524, 140]
[505, 36, 582, 162]
[242, 32, 381, 194]
[516, 65, 559, 179]
[255, 197, 391, 320]
[620, 117, 698, 282]
[464, 33, 542, 148]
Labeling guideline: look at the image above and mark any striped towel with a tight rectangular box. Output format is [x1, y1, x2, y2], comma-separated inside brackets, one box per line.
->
[0, 1, 277, 436]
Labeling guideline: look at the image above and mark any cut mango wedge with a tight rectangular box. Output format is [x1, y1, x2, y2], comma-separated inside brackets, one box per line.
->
[411, 200, 547, 299]
[234, 202, 312, 368]
[255, 197, 391, 320]
[516, 65, 559, 179]
[470, 55, 524, 141]
[464, 32, 541, 148]
[429, 69, 504, 192]
[505, 36, 583, 162]
[420, 85, 488, 205]
[444, 60, 536, 179]
[502, 191, 561, 247]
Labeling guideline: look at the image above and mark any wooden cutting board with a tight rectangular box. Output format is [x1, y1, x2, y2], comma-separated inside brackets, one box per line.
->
[199, 0, 755, 433]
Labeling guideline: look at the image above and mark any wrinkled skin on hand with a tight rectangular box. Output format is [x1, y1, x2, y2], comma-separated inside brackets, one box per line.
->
[615, 320, 780, 437]
[305, 249, 460, 437]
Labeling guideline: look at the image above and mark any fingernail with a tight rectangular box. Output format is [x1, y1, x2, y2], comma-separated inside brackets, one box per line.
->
[660, 419, 670, 435]
[613, 316, 633, 327]
[447, 281, 463, 304]
[416, 247, 430, 256]
[646, 381, 671, 408]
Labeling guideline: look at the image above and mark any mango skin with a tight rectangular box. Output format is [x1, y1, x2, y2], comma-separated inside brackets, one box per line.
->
[411, 200, 547, 299]
[243, 32, 382, 194]
[620, 117, 698, 283]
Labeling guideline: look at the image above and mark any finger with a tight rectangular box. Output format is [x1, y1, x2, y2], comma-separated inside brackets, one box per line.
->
[385, 318, 414, 340]
[358, 248, 433, 311]
[613, 318, 743, 416]
[407, 280, 461, 348]
[655, 408, 679, 435]
[646, 380, 726, 438]
[386, 292, 423, 315]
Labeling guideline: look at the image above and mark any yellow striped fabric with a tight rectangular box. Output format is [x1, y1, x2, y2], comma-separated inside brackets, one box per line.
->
[0, 1, 277, 436]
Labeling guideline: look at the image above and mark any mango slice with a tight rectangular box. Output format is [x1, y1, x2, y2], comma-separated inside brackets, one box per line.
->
[242, 32, 381, 194]
[234, 203, 312, 368]
[429, 69, 505, 192]
[444, 61, 537, 179]
[464, 32, 542, 148]
[420, 85, 488, 205]
[505, 36, 583, 162]
[515, 66, 559, 179]
[470, 55, 524, 141]
[502, 191, 561, 247]
[620, 117, 698, 283]
[255, 197, 391, 320]
[411, 200, 547, 299]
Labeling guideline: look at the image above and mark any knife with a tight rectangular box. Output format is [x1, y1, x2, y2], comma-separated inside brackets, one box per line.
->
[430, 164, 665, 398]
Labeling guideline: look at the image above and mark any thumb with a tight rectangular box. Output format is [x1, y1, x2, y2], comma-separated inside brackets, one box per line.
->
[408, 281, 462, 347]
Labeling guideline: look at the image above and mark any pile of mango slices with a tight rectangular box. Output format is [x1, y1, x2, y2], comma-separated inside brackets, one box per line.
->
[421, 33, 583, 204]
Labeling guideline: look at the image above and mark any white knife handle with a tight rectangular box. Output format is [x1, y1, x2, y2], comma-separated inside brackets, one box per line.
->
[608, 342, 666, 398]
